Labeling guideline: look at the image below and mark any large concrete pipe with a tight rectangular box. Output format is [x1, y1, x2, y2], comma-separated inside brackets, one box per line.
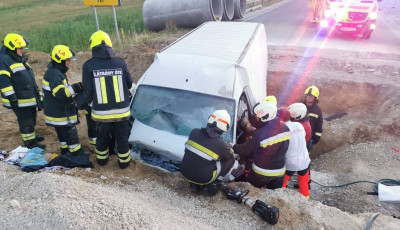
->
[143, 0, 224, 31]
[233, 0, 246, 19]
[222, 0, 235, 21]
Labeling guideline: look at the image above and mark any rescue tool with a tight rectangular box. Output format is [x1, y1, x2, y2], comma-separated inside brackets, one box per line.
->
[221, 183, 279, 225]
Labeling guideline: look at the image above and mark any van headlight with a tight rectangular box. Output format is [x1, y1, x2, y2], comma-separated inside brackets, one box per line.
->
[369, 12, 378, 20]
[335, 10, 348, 21]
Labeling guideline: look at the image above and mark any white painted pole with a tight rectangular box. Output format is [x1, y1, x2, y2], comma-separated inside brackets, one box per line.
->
[112, 6, 121, 43]
[93, 6, 100, 30]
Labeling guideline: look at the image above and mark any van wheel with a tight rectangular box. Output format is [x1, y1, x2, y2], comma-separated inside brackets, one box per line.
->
[363, 30, 372, 39]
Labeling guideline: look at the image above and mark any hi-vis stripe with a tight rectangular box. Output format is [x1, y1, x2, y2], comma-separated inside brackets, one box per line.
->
[260, 132, 291, 148]
[252, 164, 286, 177]
[18, 98, 36, 107]
[42, 80, 51, 91]
[45, 115, 78, 126]
[2, 98, 10, 107]
[1, 86, 15, 96]
[308, 113, 319, 118]
[95, 75, 124, 104]
[91, 106, 130, 120]
[315, 132, 322, 137]
[10, 63, 26, 73]
[21, 132, 36, 141]
[185, 140, 219, 161]
[0, 70, 11, 77]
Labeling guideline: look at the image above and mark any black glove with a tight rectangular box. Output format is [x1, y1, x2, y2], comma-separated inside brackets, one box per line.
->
[71, 82, 84, 94]
[312, 135, 320, 145]
[231, 164, 245, 178]
[10, 100, 18, 109]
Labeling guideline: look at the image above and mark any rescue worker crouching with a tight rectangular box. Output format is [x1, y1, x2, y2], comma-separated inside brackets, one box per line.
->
[0, 33, 45, 149]
[303, 86, 323, 151]
[80, 30, 133, 169]
[180, 110, 245, 197]
[279, 106, 311, 199]
[233, 100, 290, 189]
[43, 45, 86, 155]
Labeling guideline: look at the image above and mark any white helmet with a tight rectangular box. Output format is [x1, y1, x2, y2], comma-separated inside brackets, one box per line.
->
[208, 110, 231, 132]
[288, 103, 307, 120]
[253, 101, 277, 122]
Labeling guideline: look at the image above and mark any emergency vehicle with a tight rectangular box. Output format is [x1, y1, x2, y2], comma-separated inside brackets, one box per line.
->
[315, 0, 381, 39]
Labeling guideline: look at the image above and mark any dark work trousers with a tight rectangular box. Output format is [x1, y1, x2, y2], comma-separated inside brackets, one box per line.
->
[12, 107, 37, 144]
[54, 125, 82, 155]
[95, 120, 131, 163]
[247, 170, 284, 189]
[85, 108, 97, 145]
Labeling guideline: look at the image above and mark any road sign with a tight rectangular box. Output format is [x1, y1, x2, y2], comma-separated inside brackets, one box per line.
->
[84, 0, 121, 6]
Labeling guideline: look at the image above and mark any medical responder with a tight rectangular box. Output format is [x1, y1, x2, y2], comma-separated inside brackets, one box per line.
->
[0, 33, 45, 149]
[181, 110, 245, 196]
[42, 45, 86, 155]
[289, 103, 311, 142]
[303, 86, 323, 151]
[278, 107, 311, 198]
[81, 30, 133, 169]
[233, 100, 290, 189]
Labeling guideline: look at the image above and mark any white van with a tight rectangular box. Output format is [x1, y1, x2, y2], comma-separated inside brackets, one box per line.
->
[129, 21, 268, 162]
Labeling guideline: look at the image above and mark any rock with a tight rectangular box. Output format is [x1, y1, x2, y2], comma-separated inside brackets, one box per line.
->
[100, 175, 107, 180]
[10, 199, 21, 208]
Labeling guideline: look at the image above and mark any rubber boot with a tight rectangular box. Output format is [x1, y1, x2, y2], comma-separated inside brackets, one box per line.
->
[36, 134, 45, 142]
[202, 180, 221, 197]
[190, 182, 203, 193]
[24, 140, 46, 149]
[298, 171, 310, 199]
[97, 157, 109, 166]
[282, 175, 291, 188]
[118, 157, 131, 169]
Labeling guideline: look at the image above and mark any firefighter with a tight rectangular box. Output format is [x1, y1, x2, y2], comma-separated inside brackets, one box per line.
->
[181, 110, 245, 196]
[233, 100, 290, 189]
[81, 30, 133, 169]
[0, 33, 45, 149]
[303, 86, 323, 151]
[279, 107, 311, 199]
[42, 45, 86, 155]
[288, 103, 311, 142]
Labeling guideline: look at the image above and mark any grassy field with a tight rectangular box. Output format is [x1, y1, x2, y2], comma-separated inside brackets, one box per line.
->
[0, 0, 146, 52]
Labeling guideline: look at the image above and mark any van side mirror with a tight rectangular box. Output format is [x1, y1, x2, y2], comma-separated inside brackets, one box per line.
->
[130, 83, 137, 95]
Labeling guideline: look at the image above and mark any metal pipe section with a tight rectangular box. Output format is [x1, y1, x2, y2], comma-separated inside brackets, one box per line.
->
[143, 0, 224, 31]
[222, 0, 235, 21]
[233, 0, 246, 19]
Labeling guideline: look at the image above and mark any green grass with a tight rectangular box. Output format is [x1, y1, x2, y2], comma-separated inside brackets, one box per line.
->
[0, 0, 147, 53]
[23, 8, 146, 52]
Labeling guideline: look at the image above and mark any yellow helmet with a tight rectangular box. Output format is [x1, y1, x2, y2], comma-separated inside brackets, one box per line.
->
[89, 30, 112, 49]
[304, 86, 319, 99]
[4, 33, 29, 50]
[51, 45, 76, 63]
[263, 95, 277, 105]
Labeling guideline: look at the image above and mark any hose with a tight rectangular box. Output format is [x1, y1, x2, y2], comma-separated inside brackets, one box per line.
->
[364, 213, 380, 230]
[311, 179, 400, 192]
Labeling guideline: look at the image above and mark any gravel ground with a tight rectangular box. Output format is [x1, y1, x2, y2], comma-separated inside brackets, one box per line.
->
[1, 1, 400, 229]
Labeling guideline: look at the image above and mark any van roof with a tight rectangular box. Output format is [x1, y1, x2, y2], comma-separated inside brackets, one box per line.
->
[160, 22, 260, 64]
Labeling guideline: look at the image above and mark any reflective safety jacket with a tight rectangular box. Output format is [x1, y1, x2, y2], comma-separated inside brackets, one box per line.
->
[82, 45, 132, 122]
[305, 102, 323, 141]
[180, 128, 235, 185]
[234, 118, 290, 177]
[42, 61, 78, 127]
[0, 46, 42, 108]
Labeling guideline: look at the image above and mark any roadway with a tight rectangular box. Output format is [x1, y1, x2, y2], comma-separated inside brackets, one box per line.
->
[244, 0, 400, 54]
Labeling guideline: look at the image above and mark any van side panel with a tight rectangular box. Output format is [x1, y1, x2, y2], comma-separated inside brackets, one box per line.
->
[237, 25, 268, 101]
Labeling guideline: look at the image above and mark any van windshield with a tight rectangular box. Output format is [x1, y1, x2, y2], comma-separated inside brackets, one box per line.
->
[131, 85, 235, 143]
